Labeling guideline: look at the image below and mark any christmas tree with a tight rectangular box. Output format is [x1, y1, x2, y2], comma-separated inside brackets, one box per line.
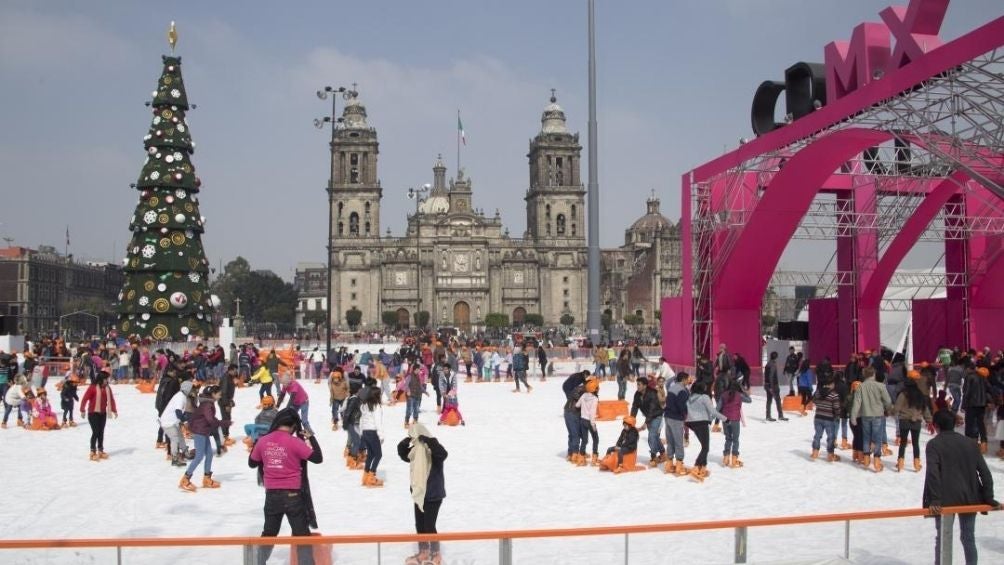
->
[117, 36, 214, 341]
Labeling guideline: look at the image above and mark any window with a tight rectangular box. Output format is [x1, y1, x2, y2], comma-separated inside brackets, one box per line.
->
[563, 289, 569, 297]
[562, 276, 569, 283]
[365, 221, 371, 235]
[350, 278, 357, 287]
[556, 157, 564, 185]
[337, 202, 344, 217]
[571, 223, 577, 236]
[338, 222, 344, 236]
[364, 202, 371, 215]
[571, 204, 576, 218]
[563, 301, 570, 309]
[350, 154, 360, 183]
[546, 223, 551, 236]
[556, 214, 566, 235]
[350, 293, 357, 300]
[349, 212, 359, 236]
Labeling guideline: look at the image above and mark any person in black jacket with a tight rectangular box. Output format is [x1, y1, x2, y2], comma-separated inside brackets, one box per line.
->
[155, 370, 181, 451]
[217, 365, 238, 451]
[562, 370, 590, 462]
[630, 377, 665, 466]
[783, 347, 800, 396]
[398, 423, 448, 565]
[764, 352, 787, 422]
[923, 409, 999, 565]
[602, 416, 639, 473]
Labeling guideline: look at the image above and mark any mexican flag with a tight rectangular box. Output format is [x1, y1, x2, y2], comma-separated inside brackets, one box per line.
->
[458, 113, 466, 145]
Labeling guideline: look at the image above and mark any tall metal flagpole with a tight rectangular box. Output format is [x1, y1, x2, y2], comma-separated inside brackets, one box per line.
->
[586, 0, 602, 342]
[457, 109, 462, 175]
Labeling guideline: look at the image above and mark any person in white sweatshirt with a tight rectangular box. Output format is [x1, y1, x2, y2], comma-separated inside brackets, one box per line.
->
[575, 378, 600, 466]
[359, 386, 384, 487]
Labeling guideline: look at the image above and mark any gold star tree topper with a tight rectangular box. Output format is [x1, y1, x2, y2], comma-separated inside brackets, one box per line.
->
[167, 21, 178, 52]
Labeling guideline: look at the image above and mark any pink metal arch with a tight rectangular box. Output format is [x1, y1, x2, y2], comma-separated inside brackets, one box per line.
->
[713, 128, 891, 310]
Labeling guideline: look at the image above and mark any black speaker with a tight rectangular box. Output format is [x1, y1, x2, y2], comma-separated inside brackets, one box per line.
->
[777, 321, 809, 341]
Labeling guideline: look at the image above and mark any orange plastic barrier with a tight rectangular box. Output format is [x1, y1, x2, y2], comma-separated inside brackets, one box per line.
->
[136, 381, 155, 394]
[782, 396, 812, 411]
[596, 400, 628, 421]
[599, 451, 643, 473]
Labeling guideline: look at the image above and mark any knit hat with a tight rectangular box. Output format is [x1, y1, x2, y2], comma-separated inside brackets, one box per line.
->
[36, 387, 46, 396]
[179, 380, 194, 395]
[585, 379, 599, 393]
[906, 370, 921, 380]
[261, 395, 275, 407]
[976, 367, 990, 378]
[623, 415, 636, 427]
[850, 381, 861, 392]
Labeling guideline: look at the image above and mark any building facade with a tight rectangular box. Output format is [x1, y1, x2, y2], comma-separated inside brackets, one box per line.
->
[318, 92, 681, 331]
[0, 246, 125, 335]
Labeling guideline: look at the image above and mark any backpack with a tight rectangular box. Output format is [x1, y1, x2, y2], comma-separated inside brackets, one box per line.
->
[341, 396, 361, 425]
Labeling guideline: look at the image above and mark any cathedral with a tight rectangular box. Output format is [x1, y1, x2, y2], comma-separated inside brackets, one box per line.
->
[319, 91, 679, 331]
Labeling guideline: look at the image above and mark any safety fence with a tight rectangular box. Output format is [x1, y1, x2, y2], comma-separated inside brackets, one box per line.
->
[0, 505, 997, 564]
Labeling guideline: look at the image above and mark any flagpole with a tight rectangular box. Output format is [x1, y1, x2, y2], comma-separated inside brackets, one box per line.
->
[457, 108, 461, 176]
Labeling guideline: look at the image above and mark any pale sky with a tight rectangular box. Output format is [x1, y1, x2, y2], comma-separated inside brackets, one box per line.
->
[1, 0, 1000, 279]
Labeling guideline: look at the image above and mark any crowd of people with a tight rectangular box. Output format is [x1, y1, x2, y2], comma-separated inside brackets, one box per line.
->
[0, 333, 1000, 564]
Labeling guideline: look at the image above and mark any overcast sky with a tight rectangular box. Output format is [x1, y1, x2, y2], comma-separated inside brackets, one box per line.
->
[1, 0, 1000, 280]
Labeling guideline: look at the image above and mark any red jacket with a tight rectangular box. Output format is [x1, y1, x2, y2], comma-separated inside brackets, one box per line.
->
[80, 384, 117, 415]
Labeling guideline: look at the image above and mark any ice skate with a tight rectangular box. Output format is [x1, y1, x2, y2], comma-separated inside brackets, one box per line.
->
[89, 450, 99, 462]
[827, 453, 840, 462]
[913, 457, 922, 472]
[711, 423, 721, 433]
[364, 471, 384, 488]
[179, 474, 197, 492]
[881, 443, 892, 456]
[590, 454, 599, 466]
[872, 457, 884, 473]
[98, 451, 108, 460]
[895, 457, 904, 472]
[810, 449, 819, 460]
[840, 438, 850, 450]
[202, 473, 221, 488]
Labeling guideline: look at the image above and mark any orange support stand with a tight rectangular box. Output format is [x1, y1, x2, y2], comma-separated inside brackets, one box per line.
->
[782, 396, 812, 411]
[596, 400, 628, 421]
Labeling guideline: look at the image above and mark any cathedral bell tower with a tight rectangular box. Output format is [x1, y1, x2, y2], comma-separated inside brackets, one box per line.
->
[525, 91, 584, 241]
[330, 90, 381, 240]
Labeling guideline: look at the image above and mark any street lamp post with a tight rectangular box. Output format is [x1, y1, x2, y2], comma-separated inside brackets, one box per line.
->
[407, 184, 431, 329]
[316, 84, 354, 360]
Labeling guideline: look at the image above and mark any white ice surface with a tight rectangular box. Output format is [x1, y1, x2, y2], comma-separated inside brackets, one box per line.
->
[1, 362, 1002, 565]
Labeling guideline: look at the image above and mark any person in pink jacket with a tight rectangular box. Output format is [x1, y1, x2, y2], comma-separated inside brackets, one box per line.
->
[575, 378, 600, 466]
[277, 372, 312, 434]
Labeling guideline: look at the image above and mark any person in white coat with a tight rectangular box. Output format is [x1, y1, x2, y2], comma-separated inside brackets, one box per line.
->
[359, 386, 384, 487]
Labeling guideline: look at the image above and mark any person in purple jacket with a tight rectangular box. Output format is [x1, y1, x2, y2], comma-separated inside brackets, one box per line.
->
[277, 372, 313, 435]
[180, 384, 223, 492]
[719, 378, 751, 468]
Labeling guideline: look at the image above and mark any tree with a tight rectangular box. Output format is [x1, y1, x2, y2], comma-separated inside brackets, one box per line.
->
[117, 54, 214, 341]
[303, 310, 327, 328]
[484, 313, 509, 329]
[345, 307, 362, 329]
[209, 257, 297, 325]
[382, 310, 399, 329]
[413, 310, 430, 329]
[623, 313, 644, 327]
[559, 313, 575, 326]
[524, 313, 544, 327]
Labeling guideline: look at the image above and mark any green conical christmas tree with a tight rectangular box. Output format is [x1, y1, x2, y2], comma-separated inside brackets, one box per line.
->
[116, 53, 214, 340]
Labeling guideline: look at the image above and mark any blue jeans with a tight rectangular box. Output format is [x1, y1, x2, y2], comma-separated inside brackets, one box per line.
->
[861, 416, 884, 457]
[294, 401, 312, 434]
[722, 420, 741, 456]
[564, 409, 581, 456]
[840, 417, 849, 440]
[259, 382, 272, 400]
[578, 418, 598, 455]
[934, 513, 976, 565]
[665, 418, 685, 461]
[243, 423, 269, 442]
[812, 419, 837, 453]
[616, 376, 627, 400]
[346, 424, 361, 457]
[331, 398, 343, 423]
[947, 384, 962, 413]
[405, 397, 421, 423]
[594, 363, 606, 378]
[185, 434, 213, 476]
[361, 429, 382, 473]
[647, 416, 665, 456]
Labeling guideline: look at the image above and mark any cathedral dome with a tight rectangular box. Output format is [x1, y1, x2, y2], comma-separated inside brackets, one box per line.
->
[628, 196, 672, 232]
[419, 194, 450, 214]
[541, 91, 568, 134]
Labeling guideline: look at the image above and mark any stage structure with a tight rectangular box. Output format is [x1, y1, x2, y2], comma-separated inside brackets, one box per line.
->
[662, 0, 1004, 378]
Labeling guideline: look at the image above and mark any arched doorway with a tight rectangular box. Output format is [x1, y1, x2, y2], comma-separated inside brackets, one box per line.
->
[512, 306, 527, 325]
[453, 301, 471, 331]
[396, 308, 410, 329]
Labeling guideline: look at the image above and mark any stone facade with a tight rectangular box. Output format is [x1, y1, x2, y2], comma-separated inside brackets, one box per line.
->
[321, 92, 680, 331]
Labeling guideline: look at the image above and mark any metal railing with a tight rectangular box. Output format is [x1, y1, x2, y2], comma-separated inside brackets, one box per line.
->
[0, 505, 995, 564]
